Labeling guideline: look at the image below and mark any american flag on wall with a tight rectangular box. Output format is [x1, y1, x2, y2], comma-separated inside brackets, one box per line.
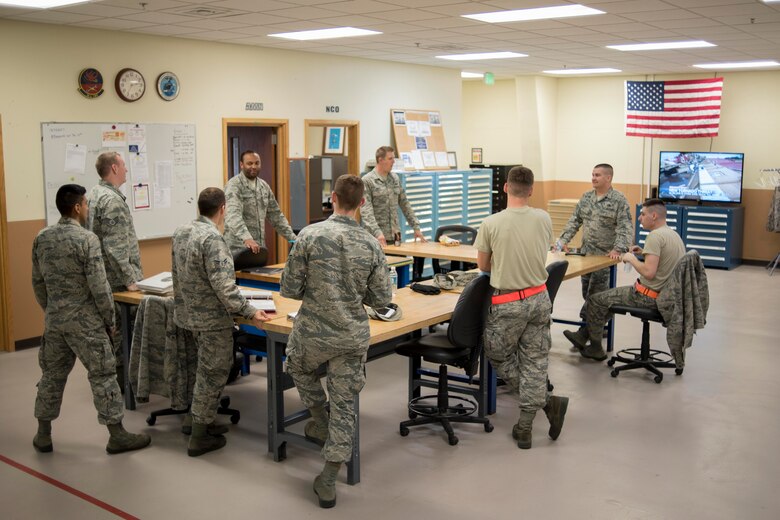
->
[625, 77, 723, 138]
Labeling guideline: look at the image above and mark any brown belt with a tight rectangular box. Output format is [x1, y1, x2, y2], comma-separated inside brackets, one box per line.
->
[634, 280, 659, 299]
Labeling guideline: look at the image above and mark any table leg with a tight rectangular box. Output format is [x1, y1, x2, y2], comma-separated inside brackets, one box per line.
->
[346, 395, 360, 485]
[120, 302, 135, 410]
[266, 331, 287, 461]
[606, 264, 617, 352]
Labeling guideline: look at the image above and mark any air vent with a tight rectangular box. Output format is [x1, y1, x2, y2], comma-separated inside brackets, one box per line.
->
[165, 6, 248, 18]
[418, 44, 467, 51]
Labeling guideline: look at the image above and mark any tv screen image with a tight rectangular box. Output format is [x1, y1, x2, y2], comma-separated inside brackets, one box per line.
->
[658, 151, 744, 204]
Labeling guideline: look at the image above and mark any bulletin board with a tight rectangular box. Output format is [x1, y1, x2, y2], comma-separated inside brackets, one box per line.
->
[390, 109, 450, 171]
[41, 122, 198, 239]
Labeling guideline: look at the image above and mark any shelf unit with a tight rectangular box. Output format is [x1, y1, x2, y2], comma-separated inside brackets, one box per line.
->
[634, 204, 743, 269]
[398, 168, 493, 277]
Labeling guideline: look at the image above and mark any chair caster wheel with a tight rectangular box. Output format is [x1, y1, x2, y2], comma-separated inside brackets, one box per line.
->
[146, 416, 156, 426]
[400, 426, 409, 437]
[607, 358, 616, 367]
[610, 369, 619, 378]
[448, 435, 459, 446]
[231, 413, 241, 424]
[484, 423, 494, 433]
[675, 368, 684, 375]
[654, 375, 663, 384]
[408, 411, 417, 419]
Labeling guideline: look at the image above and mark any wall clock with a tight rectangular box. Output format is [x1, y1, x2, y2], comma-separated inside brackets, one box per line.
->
[115, 68, 145, 102]
[156, 71, 180, 101]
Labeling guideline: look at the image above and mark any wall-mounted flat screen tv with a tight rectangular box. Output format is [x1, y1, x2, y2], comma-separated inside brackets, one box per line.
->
[658, 151, 744, 204]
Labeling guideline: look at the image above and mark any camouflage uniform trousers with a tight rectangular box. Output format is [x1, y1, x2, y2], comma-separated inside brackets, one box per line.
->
[185, 328, 233, 424]
[286, 344, 367, 463]
[579, 266, 610, 322]
[483, 292, 552, 413]
[587, 285, 656, 343]
[111, 301, 136, 371]
[35, 328, 124, 425]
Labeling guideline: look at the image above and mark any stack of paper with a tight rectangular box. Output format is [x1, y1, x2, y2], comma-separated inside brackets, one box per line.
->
[249, 299, 276, 312]
[137, 272, 174, 295]
[239, 289, 273, 300]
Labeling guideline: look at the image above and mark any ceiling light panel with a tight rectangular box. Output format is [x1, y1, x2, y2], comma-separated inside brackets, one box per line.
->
[463, 5, 605, 23]
[268, 27, 381, 41]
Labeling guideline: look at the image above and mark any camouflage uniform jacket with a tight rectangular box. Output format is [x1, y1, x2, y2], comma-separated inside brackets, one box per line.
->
[32, 217, 115, 333]
[172, 215, 257, 331]
[656, 250, 709, 360]
[223, 173, 296, 251]
[129, 295, 192, 410]
[280, 214, 391, 353]
[559, 188, 633, 254]
[361, 169, 420, 239]
[87, 180, 143, 290]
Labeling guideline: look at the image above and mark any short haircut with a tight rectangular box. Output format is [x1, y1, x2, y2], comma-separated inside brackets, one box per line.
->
[95, 151, 121, 178]
[55, 184, 86, 216]
[594, 163, 614, 177]
[506, 165, 534, 197]
[375, 146, 395, 162]
[198, 187, 226, 217]
[334, 174, 364, 211]
[642, 197, 667, 218]
[240, 150, 260, 163]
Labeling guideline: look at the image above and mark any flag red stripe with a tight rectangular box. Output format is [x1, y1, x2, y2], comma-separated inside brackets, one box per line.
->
[665, 96, 722, 102]
[664, 77, 723, 86]
[626, 114, 719, 121]
[661, 105, 721, 112]
[627, 123, 720, 130]
[666, 87, 722, 94]
[626, 132, 719, 137]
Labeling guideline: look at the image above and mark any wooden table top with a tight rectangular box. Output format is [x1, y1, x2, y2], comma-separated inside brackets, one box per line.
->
[383, 241, 479, 262]
[235, 255, 413, 284]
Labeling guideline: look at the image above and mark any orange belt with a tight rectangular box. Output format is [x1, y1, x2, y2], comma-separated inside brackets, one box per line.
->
[634, 280, 659, 299]
[491, 284, 547, 305]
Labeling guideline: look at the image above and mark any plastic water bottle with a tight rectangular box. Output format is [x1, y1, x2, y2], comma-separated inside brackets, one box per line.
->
[388, 267, 397, 298]
[555, 239, 564, 252]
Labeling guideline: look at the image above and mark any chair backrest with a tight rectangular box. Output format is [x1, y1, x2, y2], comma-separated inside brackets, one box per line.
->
[232, 247, 268, 270]
[434, 224, 478, 245]
[447, 275, 492, 348]
[545, 260, 569, 309]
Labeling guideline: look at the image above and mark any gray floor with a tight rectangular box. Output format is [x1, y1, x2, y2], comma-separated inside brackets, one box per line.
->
[1, 265, 779, 520]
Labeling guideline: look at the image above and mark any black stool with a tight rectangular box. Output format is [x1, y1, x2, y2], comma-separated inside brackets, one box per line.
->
[607, 304, 683, 384]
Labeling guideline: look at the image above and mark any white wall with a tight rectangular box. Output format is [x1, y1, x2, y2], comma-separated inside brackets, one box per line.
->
[462, 70, 780, 189]
[0, 20, 462, 222]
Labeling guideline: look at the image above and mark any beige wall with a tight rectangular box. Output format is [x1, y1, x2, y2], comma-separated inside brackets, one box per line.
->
[0, 19, 462, 223]
[462, 71, 780, 261]
[0, 19, 462, 342]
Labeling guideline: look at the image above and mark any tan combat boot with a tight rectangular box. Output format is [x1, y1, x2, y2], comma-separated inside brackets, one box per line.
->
[313, 461, 341, 508]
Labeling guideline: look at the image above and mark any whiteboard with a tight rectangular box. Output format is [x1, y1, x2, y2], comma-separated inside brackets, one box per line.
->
[41, 122, 197, 240]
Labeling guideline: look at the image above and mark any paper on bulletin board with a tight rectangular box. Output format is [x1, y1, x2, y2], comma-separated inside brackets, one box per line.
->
[128, 152, 150, 183]
[422, 151, 436, 168]
[127, 125, 146, 149]
[401, 152, 413, 169]
[155, 160, 173, 189]
[64, 143, 87, 175]
[406, 120, 419, 137]
[418, 121, 431, 137]
[410, 150, 424, 170]
[133, 183, 151, 210]
[154, 187, 171, 209]
[435, 151, 449, 168]
[102, 125, 127, 147]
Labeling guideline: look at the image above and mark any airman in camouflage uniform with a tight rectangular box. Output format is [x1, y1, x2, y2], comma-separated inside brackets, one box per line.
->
[87, 151, 144, 388]
[558, 164, 633, 348]
[361, 146, 426, 246]
[32, 184, 150, 455]
[223, 150, 296, 254]
[475, 166, 569, 450]
[574, 199, 686, 362]
[172, 187, 269, 457]
[281, 175, 390, 508]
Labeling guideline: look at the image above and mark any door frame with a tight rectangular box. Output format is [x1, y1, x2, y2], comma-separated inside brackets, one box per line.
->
[0, 115, 13, 351]
[222, 118, 290, 262]
[304, 119, 360, 177]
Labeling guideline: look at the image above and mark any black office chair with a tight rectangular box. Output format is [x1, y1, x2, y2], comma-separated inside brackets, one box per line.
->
[395, 275, 494, 445]
[607, 306, 682, 384]
[431, 225, 478, 274]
